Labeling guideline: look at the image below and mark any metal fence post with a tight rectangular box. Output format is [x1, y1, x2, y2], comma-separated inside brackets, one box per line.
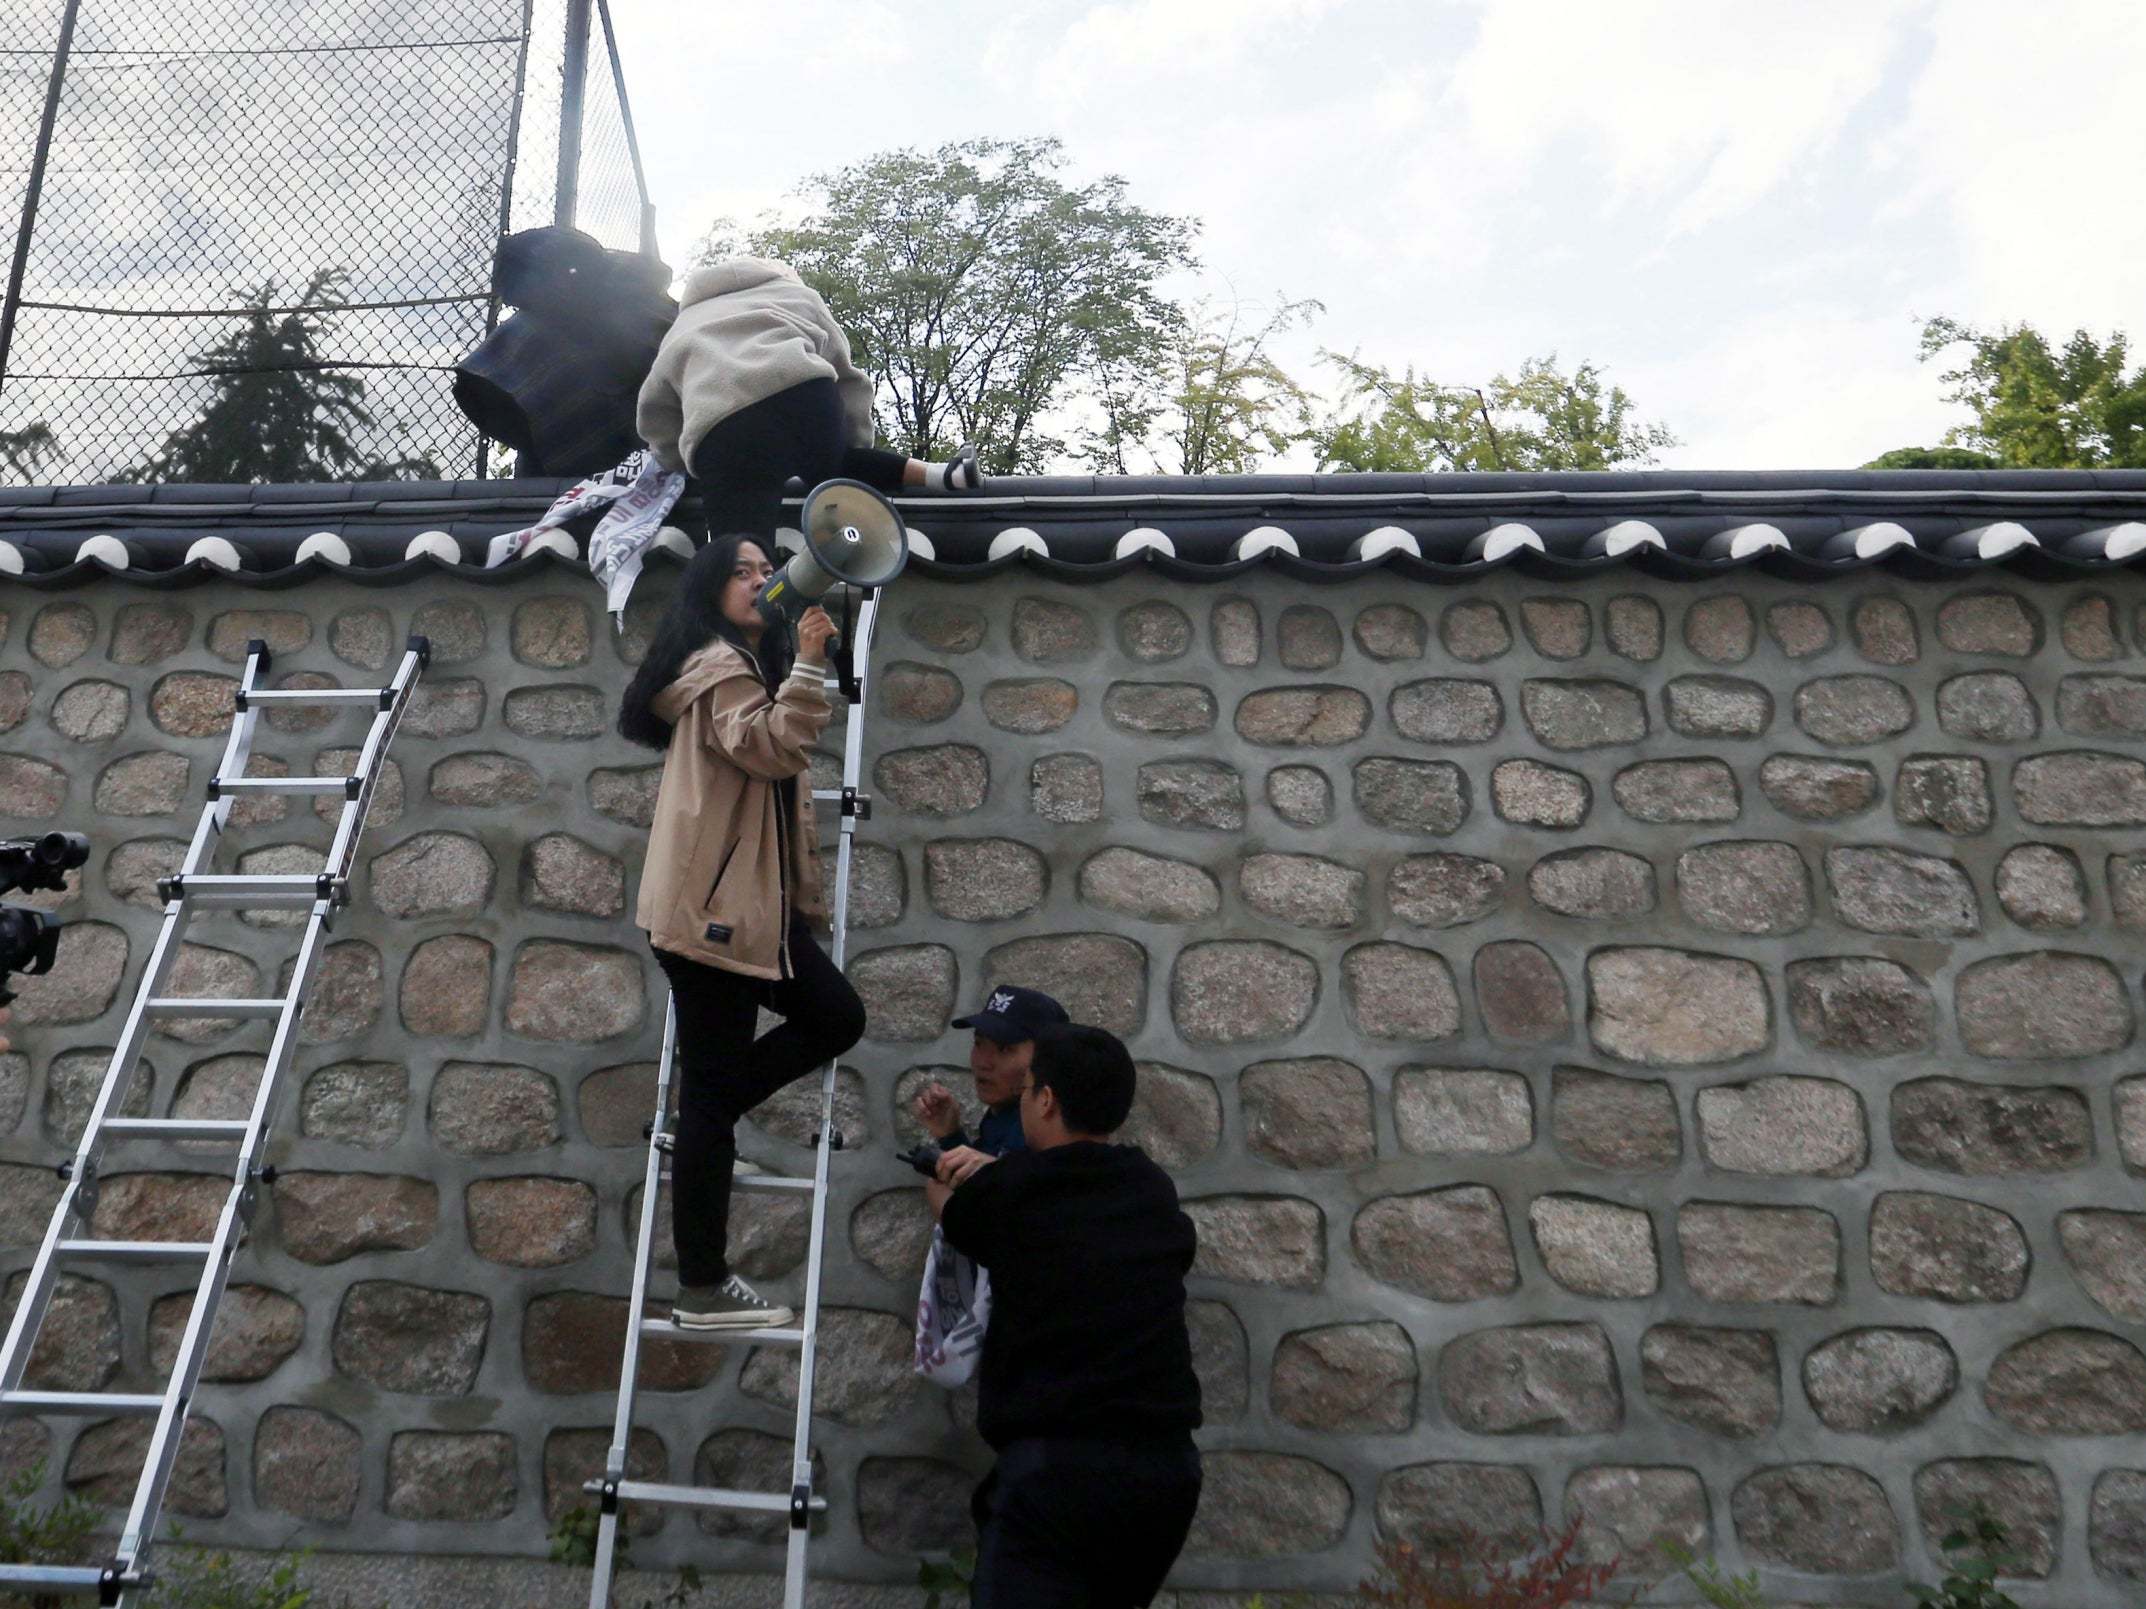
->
[553, 0, 592, 229]
[476, 0, 539, 479]
[596, 0, 659, 260]
[0, 0, 82, 393]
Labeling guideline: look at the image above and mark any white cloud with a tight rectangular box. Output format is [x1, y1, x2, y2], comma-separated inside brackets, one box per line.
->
[1885, 0, 2146, 332]
[1044, 0, 1344, 90]
[600, 0, 2146, 471]
[1448, 0, 1926, 234]
[1623, 308, 1956, 468]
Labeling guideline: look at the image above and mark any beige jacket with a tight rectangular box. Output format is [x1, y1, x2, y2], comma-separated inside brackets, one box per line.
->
[636, 256, 876, 473]
[637, 638, 831, 979]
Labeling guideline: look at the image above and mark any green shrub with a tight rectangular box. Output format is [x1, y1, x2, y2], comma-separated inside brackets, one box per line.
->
[0, 1460, 98, 1609]
[1910, 1516, 2023, 1609]
[1660, 1539, 1770, 1607]
[917, 1547, 975, 1609]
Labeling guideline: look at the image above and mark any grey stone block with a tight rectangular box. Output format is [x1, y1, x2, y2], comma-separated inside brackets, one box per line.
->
[1732, 1464, 1897, 1573]
[1440, 601, 1510, 662]
[1640, 1324, 1779, 1439]
[1354, 1186, 1518, 1301]
[1803, 1327, 1957, 1432]
[1439, 1322, 1621, 1435]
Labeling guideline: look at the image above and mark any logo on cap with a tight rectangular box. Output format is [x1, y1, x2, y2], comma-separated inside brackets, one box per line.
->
[987, 989, 1015, 1015]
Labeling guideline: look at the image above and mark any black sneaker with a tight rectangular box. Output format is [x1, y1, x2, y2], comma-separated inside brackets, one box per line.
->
[941, 443, 983, 491]
[672, 1274, 794, 1331]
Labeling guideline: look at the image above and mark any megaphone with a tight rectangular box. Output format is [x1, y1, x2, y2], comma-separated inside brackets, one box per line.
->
[755, 478, 909, 625]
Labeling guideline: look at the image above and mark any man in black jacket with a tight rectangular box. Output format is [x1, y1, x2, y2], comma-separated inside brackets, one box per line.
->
[928, 1022, 1203, 1608]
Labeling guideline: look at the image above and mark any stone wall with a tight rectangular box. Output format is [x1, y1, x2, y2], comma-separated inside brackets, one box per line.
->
[1, 568, 2145, 1604]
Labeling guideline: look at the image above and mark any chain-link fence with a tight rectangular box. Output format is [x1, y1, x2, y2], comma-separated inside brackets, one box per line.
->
[0, 0, 652, 485]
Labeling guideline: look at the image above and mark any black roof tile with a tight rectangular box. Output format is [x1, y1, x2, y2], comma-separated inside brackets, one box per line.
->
[0, 470, 2141, 587]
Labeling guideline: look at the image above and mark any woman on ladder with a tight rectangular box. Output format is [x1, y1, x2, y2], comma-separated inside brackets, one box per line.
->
[618, 535, 866, 1329]
[636, 254, 979, 539]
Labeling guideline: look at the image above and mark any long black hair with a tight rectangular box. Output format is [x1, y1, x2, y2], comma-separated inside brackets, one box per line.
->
[617, 532, 794, 750]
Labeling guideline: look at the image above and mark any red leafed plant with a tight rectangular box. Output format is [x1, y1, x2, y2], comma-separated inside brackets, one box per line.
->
[1358, 1513, 1623, 1609]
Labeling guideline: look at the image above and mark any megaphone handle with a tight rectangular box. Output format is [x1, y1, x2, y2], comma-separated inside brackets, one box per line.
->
[832, 587, 865, 704]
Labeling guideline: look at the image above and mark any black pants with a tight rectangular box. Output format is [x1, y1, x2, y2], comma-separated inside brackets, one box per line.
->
[689, 376, 908, 539]
[969, 1435, 1202, 1608]
[653, 916, 865, 1287]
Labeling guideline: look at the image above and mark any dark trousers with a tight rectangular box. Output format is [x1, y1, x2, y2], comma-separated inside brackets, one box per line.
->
[969, 1435, 1202, 1608]
[689, 376, 908, 540]
[653, 917, 866, 1286]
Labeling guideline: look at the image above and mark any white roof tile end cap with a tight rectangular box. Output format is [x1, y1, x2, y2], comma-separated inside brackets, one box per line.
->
[987, 528, 1047, 561]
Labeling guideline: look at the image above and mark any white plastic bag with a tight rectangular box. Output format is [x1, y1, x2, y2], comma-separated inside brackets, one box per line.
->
[913, 1223, 990, 1386]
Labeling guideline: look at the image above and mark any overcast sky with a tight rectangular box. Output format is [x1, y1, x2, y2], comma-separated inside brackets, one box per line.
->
[602, 0, 2145, 471]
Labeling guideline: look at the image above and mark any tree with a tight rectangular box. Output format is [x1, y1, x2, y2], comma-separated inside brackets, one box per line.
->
[0, 422, 59, 484]
[1090, 295, 1322, 475]
[702, 138, 1198, 473]
[1861, 445, 1998, 470]
[1908, 315, 2146, 468]
[128, 268, 437, 483]
[1312, 352, 1676, 472]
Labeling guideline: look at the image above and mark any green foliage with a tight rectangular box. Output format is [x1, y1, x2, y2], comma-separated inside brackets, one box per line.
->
[0, 1480, 345, 1609]
[0, 423, 59, 485]
[125, 268, 441, 484]
[1660, 1539, 1771, 1608]
[702, 137, 1198, 473]
[1917, 315, 2146, 468]
[152, 1535, 311, 1609]
[1908, 1515, 2023, 1609]
[1313, 351, 1675, 473]
[549, 1505, 604, 1568]
[1092, 295, 1323, 475]
[0, 1458, 98, 1609]
[1860, 445, 1998, 470]
[546, 1507, 700, 1609]
[917, 1546, 976, 1609]
[1664, 1517, 2026, 1609]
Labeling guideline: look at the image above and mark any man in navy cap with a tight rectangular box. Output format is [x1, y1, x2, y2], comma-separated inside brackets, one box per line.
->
[911, 983, 1070, 1162]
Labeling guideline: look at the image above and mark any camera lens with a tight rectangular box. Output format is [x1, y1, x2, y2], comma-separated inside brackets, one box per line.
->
[34, 832, 89, 870]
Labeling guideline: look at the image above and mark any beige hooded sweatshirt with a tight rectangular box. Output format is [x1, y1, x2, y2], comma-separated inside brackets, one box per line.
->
[635, 257, 876, 474]
[636, 638, 831, 979]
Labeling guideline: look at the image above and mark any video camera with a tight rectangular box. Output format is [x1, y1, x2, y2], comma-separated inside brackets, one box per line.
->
[0, 832, 89, 1005]
[897, 1141, 944, 1179]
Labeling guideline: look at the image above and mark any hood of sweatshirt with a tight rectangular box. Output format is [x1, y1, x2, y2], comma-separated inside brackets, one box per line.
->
[650, 638, 761, 725]
[678, 256, 801, 308]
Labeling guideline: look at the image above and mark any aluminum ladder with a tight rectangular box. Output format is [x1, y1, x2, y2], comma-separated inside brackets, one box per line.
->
[0, 633, 430, 1606]
[587, 592, 880, 1609]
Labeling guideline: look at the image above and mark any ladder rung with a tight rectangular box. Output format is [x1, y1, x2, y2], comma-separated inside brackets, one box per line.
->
[733, 1173, 816, 1194]
[143, 997, 287, 1018]
[239, 687, 384, 705]
[599, 1478, 827, 1515]
[57, 1238, 215, 1264]
[654, 1166, 815, 1195]
[637, 1319, 804, 1348]
[211, 775, 356, 795]
[1, 1389, 167, 1417]
[101, 1117, 250, 1143]
[158, 874, 339, 908]
[0, 1563, 120, 1593]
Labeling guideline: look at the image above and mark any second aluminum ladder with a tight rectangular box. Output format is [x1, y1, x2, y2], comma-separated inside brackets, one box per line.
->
[0, 633, 429, 1605]
[587, 591, 881, 1609]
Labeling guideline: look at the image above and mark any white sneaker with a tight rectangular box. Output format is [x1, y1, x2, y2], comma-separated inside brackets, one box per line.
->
[672, 1274, 794, 1331]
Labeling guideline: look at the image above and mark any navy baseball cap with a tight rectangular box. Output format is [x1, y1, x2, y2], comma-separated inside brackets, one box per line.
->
[952, 984, 1070, 1044]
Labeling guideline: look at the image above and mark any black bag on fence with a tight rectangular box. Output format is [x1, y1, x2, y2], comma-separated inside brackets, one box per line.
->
[453, 225, 676, 476]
